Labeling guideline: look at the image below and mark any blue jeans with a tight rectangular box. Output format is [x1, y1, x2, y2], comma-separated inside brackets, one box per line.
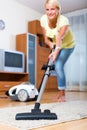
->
[54, 48, 74, 90]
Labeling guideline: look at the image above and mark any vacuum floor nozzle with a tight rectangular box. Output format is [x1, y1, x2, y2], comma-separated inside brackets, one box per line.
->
[15, 109, 57, 120]
[15, 47, 58, 121]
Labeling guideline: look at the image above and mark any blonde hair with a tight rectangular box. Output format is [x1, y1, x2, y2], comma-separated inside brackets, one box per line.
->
[45, 0, 61, 10]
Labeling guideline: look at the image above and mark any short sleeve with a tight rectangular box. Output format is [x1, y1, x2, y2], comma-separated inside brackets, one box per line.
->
[57, 15, 70, 30]
[40, 15, 46, 28]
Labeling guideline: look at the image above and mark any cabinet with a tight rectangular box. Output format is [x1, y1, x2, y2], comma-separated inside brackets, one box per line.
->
[0, 72, 28, 95]
[16, 33, 40, 88]
[28, 20, 42, 35]
[28, 20, 48, 48]
[16, 25, 57, 91]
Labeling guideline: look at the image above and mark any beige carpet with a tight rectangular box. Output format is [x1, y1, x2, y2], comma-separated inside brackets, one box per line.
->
[0, 100, 87, 130]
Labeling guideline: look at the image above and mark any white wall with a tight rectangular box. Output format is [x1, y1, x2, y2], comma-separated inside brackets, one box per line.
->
[0, 0, 42, 50]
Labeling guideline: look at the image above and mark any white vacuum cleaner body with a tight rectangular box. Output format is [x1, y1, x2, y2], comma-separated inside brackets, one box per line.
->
[7, 82, 38, 102]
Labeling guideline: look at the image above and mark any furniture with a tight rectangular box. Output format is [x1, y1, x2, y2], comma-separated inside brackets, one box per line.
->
[0, 19, 57, 95]
[0, 72, 28, 95]
[28, 20, 42, 35]
[16, 20, 57, 91]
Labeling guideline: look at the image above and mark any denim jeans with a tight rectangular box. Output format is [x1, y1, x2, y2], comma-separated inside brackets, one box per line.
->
[54, 48, 74, 90]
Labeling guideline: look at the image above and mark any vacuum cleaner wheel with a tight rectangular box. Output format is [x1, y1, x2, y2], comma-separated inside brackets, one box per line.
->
[17, 89, 28, 102]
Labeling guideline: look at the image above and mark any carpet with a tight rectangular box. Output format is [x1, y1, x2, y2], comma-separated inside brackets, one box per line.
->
[0, 101, 87, 130]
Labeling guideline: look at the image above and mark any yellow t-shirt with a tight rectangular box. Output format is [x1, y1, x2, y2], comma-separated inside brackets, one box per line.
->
[40, 14, 75, 48]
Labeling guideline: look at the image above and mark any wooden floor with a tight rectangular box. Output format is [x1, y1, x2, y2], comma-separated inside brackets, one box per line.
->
[0, 90, 87, 130]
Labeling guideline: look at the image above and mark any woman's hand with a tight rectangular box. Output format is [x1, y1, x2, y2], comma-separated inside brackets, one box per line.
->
[49, 49, 59, 62]
[49, 42, 54, 49]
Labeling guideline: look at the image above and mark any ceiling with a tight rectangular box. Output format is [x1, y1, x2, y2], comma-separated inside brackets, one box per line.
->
[17, 0, 87, 14]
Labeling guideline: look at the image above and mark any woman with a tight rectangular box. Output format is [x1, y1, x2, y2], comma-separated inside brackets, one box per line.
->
[40, 0, 75, 102]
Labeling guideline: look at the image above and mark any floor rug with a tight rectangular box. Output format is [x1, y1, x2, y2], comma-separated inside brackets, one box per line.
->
[0, 100, 87, 130]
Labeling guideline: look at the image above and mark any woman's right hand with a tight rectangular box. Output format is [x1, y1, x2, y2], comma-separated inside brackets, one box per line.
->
[49, 42, 56, 49]
[48, 49, 59, 62]
[49, 42, 53, 49]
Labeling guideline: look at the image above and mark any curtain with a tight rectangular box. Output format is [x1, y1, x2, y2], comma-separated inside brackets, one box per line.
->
[64, 9, 87, 91]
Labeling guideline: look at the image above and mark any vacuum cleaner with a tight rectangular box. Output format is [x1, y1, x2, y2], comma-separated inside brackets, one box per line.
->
[15, 45, 57, 120]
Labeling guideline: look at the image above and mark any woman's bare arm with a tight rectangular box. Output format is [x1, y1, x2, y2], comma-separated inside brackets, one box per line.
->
[56, 25, 69, 48]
